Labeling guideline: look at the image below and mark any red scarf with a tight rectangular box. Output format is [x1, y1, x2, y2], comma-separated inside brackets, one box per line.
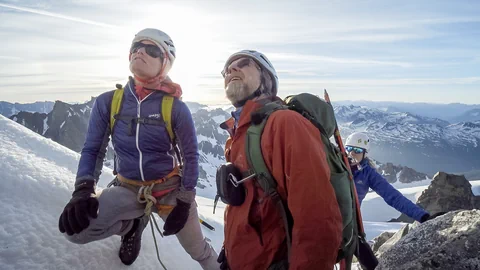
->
[133, 75, 183, 101]
[129, 49, 182, 101]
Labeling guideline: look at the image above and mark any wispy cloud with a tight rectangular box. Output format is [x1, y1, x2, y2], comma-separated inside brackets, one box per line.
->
[0, 0, 479, 104]
[0, 72, 55, 78]
[0, 3, 117, 28]
[269, 53, 413, 68]
[279, 77, 480, 87]
[0, 55, 23, 61]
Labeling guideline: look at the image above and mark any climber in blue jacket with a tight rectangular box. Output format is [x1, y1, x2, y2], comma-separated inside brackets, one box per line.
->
[345, 132, 433, 223]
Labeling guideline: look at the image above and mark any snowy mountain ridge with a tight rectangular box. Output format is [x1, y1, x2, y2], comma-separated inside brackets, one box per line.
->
[334, 105, 480, 174]
[7, 97, 480, 177]
[0, 101, 54, 118]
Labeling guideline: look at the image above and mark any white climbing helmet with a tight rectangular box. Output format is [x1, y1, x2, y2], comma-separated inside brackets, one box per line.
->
[132, 28, 176, 77]
[222, 50, 279, 96]
[345, 132, 370, 152]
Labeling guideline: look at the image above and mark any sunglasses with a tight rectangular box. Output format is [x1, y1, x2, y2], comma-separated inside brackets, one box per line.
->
[345, 146, 365, 154]
[130, 42, 163, 59]
[221, 58, 258, 77]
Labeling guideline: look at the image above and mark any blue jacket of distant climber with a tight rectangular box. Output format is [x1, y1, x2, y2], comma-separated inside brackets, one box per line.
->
[353, 158, 428, 222]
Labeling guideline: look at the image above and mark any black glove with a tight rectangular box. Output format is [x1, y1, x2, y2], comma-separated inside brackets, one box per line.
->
[420, 211, 447, 223]
[163, 198, 191, 236]
[218, 246, 229, 270]
[356, 236, 378, 270]
[58, 180, 99, 235]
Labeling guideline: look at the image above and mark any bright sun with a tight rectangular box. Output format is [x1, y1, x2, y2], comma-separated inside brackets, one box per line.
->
[114, 3, 231, 105]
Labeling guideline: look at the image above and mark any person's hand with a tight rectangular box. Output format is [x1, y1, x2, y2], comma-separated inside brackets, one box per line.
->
[163, 198, 190, 235]
[420, 211, 447, 223]
[58, 180, 98, 235]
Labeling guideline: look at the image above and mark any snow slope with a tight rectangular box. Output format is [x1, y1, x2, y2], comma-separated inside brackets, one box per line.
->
[3, 114, 467, 269]
[0, 115, 224, 270]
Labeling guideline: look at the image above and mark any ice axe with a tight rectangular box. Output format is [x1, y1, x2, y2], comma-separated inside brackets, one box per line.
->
[199, 218, 215, 231]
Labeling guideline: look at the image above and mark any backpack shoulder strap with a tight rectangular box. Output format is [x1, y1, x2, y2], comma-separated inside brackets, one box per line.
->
[245, 101, 293, 262]
[161, 95, 183, 165]
[110, 87, 124, 133]
[162, 95, 175, 143]
[246, 101, 288, 192]
[245, 118, 277, 193]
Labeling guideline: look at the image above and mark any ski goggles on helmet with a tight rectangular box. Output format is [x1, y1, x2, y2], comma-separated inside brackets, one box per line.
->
[221, 58, 259, 77]
[130, 42, 164, 59]
[345, 146, 366, 154]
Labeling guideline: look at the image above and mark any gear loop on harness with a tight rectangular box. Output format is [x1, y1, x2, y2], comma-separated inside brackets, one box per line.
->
[137, 183, 167, 269]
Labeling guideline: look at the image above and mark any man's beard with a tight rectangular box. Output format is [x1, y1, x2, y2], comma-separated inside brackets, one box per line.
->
[225, 81, 253, 106]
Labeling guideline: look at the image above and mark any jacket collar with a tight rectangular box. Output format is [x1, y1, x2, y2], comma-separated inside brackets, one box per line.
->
[220, 97, 280, 136]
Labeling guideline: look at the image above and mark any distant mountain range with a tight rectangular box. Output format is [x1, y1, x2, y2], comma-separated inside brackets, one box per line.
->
[4, 98, 480, 188]
[335, 105, 480, 174]
[334, 100, 480, 123]
[0, 101, 54, 118]
[6, 98, 231, 194]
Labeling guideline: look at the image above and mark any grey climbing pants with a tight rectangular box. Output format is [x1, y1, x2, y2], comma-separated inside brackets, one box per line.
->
[65, 181, 219, 270]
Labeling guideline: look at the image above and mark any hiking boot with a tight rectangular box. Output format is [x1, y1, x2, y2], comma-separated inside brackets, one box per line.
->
[119, 215, 149, 265]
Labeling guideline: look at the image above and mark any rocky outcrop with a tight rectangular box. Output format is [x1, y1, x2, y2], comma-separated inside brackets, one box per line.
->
[375, 223, 418, 258]
[397, 166, 429, 183]
[392, 172, 480, 223]
[376, 210, 480, 270]
[43, 99, 94, 152]
[418, 172, 479, 213]
[371, 231, 395, 254]
[9, 111, 48, 135]
[376, 162, 428, 184]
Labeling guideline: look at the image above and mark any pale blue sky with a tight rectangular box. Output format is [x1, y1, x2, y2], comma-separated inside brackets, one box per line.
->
[0, 0, 479, 105]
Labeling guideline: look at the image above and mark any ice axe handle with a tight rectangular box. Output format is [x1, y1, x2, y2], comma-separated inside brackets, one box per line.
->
[199, 219, 215, 231]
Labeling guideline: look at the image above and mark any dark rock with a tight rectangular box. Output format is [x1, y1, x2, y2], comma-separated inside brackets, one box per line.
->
[376, 210, 480, 270]
[391, 172, 480, 223]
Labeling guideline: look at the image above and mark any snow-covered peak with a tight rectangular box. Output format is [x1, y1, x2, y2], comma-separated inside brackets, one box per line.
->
[334, 104, 449, 127]
[0, 101, 55, 118]
[333, 105, 480, 174]
[334, 105, 453, 148]
[451, 108, 480, 123]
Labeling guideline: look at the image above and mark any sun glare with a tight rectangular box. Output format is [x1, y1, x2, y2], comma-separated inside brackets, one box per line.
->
[116, 3, 231, 105]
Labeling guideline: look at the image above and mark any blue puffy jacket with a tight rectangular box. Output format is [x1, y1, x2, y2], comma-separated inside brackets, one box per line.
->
[76, 79, 198, 191]
[353, 158, 428, 222]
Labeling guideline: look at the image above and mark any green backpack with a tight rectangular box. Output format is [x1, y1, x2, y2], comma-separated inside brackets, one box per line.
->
[245, 93, 360, 269]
